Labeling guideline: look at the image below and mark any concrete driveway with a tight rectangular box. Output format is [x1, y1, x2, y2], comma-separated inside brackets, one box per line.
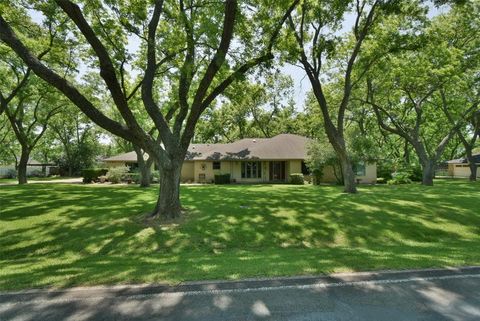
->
[1, 266, 479, 321]
[0, 178, 83, 186]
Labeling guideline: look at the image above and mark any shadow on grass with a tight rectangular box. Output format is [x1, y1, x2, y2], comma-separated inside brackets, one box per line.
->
[0, 179, 479, 291]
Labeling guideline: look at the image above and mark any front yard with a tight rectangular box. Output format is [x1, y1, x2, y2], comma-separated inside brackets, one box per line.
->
[0, 180, 479, 290]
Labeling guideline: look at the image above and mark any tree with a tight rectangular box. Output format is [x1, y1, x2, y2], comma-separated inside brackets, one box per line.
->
[283, 0, 414, 193]
[364, 1, 480, 185]
[436, 1, 480, 181]
[3, 80, 63, 183]
[49, 105, 104, 176]
[194, 71, 296, 142]
[0, 0, 299, 218]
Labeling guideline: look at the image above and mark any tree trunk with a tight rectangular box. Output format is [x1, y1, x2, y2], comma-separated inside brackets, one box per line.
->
[421, 160, 435, 186]
[18, 147, 30, 184]
[465, 150, 477, 182]
[134, 146, 152, 188]
[149, 162, 182, 219]
[338, 153, 357, 193]
[468, 162, 477, 182]
[139, 163, 151, 187]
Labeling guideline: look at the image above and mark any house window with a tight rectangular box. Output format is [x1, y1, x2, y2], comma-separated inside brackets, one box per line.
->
[353, 162, 366, 176]
[241, 161, 262, 178]
[213, 161, 221, 170]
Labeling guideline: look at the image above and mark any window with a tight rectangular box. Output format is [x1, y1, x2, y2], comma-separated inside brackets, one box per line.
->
[213, 161, 221, 170]
[241, 161, 262, 178]
[353, 162, 366, 176]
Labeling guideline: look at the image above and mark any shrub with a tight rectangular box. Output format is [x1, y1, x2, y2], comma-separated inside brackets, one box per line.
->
[124, 172, 141, 184]
[376, 177, 387, 184]
[214, 173, 230, 184]
[289, 173, 305, 185]
[409, 165, 423, 181]
[28, 169, 44, 177]
[151, 171, 160, 183]
[387, 171, 412, 185]
[4, 169, 17, 179]
[82, 168, 108, 183]
[311, 169, 323, 185]
[377, 163, 393, 181]
[106, 166, 130, 184]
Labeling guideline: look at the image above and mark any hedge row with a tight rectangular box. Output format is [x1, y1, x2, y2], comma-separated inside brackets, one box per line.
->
[214, 174, 231, 184]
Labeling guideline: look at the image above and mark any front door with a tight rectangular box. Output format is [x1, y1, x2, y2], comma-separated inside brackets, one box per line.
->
[269, 161, 286, 181]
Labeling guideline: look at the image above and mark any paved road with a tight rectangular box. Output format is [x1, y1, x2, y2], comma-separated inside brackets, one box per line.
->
[1, 267, 479, 321]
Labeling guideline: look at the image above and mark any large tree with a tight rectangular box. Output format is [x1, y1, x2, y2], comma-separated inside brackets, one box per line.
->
[283, 0, 417, 193]
[364, 1, 480, 185]
[3, 79, 63, 183]
[195, 71, 296, 142]
[0, 0, 298, 218]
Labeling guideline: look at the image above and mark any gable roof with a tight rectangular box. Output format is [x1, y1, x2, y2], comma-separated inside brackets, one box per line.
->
[103, 134, 312, 162]
[447, 153, 480, 164]
[186, 134, 311, 161]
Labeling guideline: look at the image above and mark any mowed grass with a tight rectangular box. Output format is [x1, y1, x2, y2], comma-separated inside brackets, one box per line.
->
[0, 180, 479, 290]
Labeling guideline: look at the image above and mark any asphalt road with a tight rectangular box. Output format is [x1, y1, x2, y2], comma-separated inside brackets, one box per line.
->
[1, 266, 479, 321]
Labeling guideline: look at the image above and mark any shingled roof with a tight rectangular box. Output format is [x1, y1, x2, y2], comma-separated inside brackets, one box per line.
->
[447, 153, 480, 164]
[103, 134, 312, 162]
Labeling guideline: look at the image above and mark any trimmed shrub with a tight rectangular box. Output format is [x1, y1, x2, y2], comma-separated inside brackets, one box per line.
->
[289, 173, 305, 185]
[82, 168, 108, 183]
[214, 173, 231, 184]
[106, 166, 129, 184]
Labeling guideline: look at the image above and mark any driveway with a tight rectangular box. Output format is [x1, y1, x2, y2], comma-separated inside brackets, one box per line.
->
[1, 266, 479, 321]
[0, 178, 82, 186]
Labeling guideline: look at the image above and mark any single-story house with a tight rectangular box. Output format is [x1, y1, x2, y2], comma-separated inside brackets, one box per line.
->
[446, 153, 480, 178]
[0, 158, 57, 177]
[103, 134, 377, 184]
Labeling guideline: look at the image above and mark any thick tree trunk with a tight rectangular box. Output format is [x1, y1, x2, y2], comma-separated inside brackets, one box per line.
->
[139, 163, 151, 187]
[468, 162, 477, 182]
[465, 149, 477, 181]
[18, 148, 30, 185]
[338, 153, 357, 193]
[134, 146, 153, 188]
[149, 162, 182, 219]
[326, 130, 357, 193]
[421, 160, 435, 186]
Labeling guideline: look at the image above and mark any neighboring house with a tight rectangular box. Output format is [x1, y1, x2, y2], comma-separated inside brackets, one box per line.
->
[0, 158, 57, 177]
[446, 153, 480, 178]
[103, 134, 377, 184]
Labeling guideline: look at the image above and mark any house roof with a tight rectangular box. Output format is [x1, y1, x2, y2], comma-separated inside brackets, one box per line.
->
[103, 151, 138, 162]
[103, 134, 312, 162]
[447, 153, 480, 164]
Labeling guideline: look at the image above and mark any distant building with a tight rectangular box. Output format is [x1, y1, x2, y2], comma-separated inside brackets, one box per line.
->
[103, 134, 377, 184]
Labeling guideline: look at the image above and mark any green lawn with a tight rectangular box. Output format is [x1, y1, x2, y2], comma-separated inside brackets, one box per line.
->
[0, 180, 479, 290]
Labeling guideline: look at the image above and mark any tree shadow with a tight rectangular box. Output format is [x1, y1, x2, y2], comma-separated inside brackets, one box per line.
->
[0, 180, 479, 292]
